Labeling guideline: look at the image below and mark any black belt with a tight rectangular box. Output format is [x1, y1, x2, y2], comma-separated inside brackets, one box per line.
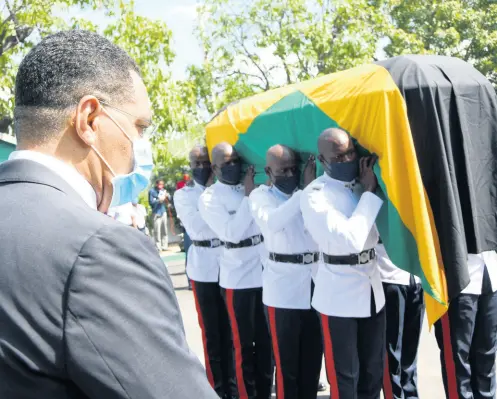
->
[323, 248, 376, 265]
[269, 252, 319, 265]
[225, 234, 264, 249]
[192, 238, 224, 248]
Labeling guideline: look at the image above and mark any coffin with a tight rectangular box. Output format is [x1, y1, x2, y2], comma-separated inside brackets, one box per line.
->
[205, 55, 497, 325]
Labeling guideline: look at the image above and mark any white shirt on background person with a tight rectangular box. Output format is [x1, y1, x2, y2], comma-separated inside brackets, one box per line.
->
[174, 182, 221, 283]
[198, 181, 265, 289]
[301, 173, 384, 318]
[250, 185, 319, 309]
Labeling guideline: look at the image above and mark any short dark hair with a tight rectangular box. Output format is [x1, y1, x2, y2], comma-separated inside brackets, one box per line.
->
[14, 29, 141, 145]
[156, 179, 164, 185]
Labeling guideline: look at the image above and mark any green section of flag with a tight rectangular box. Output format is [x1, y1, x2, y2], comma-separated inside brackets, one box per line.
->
[235, 90, 338, 185]
[232, 89, 440, 302]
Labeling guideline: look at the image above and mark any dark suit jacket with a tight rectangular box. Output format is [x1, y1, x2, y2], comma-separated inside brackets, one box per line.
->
[0, 159, 218, 399]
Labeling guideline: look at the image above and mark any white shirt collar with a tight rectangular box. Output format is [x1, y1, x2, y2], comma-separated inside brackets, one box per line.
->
[9, 150, 97, 209]
[270, 185, 292, 201]
[217, 181, 244, 191]
[322, 172, 357, 189]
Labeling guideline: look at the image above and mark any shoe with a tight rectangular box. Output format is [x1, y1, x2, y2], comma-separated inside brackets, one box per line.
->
[318, 381, 327, 392]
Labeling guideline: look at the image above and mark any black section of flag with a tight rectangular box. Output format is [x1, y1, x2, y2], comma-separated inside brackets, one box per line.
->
[378, 55, 497, 300]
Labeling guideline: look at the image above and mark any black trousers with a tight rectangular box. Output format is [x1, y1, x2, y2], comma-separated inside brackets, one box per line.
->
[434, 269, 497, 399]
[266, 306, 323, 399]
[382, 278, 424, 399]
[191, 281, 237, 398]
[222, 287, 274, 399]
[321, 296, 386, 399]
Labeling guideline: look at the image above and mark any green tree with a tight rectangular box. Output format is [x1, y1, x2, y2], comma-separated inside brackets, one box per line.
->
[0, 1, 203, 209]
[385, 0, 497, 85]
[0, 0, 116, 133]
[193, 0, 389, 111]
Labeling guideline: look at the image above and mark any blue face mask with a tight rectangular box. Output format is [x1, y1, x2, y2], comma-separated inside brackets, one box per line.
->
[92, 107, 154, 208]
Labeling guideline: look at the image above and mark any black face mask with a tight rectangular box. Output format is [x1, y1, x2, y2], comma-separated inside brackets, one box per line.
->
[273, 174, 299, 195]
[220, 163, 242, 185]
[323, 159, 359, 182]
[192, 167, 211, 186]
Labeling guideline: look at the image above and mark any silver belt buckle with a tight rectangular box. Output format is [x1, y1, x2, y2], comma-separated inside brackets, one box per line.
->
[211, 238, 220, 248]
[302, 253, 314, 264]
[251, 235, 261, 246]
[359, 249, 375, 264]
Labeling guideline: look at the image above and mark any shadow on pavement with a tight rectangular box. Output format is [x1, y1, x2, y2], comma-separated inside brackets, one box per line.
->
[169, 271, 186, 276]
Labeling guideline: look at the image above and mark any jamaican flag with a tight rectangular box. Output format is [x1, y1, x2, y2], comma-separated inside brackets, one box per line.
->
[205, 55, 497, 325]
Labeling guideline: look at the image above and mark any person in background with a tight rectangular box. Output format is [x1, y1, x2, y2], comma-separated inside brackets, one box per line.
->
[149, 179, 170, 251]
[176, 173, 190, 190]
[108, 203, 133, 227]
[249, 145, 323, 399]
[0, 29, 218, 399]
[176, 173, 193, 289]
[434, 251, 497, 399]
[174, 145, 237, 399]
[301, 128, 385, 398]
[131, 198, 148, 234]
[199, 142, 274, 399]
[377, 242, 424, 399]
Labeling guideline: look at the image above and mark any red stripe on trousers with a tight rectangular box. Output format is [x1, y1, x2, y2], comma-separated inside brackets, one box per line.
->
[226, 289, 249, 399]
[191, 281, 214, 388]
[268, 307, 284, 399]
[382, 351, 394, 399]
[441, 313, 459, 399]
[321, 314, 340, 399]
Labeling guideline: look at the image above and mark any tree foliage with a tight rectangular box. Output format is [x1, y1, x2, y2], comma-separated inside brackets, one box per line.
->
[385, 0, 497, 85]
[192, 0, 497, 113]
[193, 0, 390, 112]
[0, 0, 203, 205]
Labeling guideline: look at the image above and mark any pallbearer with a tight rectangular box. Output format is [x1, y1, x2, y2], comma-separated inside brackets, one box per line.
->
[249, 145, 323, 399]
[377, 243, 424, 399]
[434, 251, 497, 399]
[301, 128, 386, 399]
[174, 145, 237, 399]
[199, 142, 273, 399]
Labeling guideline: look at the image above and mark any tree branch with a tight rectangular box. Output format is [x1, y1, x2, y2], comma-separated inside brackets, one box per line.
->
[0, 1, 32, 56]
[233, 32, 271, 91]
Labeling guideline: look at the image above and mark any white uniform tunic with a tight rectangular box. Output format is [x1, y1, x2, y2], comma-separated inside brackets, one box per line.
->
[249, 185, 319, 309]
[376, 244, 422, 285]
[300, 174, 385, 318]
[174, 183, 221, 283]
[198, 181, 265, 289]
[462, 251, 497, 295]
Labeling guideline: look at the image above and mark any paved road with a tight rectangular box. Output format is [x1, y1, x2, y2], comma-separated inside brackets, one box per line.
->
[164, 251, 445, 398]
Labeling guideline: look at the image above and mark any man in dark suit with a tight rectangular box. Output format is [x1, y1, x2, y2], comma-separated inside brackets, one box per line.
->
[0, 30, 218, 399]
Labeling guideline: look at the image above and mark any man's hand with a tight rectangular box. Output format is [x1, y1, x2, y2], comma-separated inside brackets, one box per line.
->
[359, 155, 378, 193]
[244, 166, 255, 196]
[303, 155, 316, 188]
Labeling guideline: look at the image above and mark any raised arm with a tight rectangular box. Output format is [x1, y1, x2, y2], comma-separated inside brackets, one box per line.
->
[301, 188, 383, 253]
[198, 190, 254, 243]
[249, 188, 302, 234]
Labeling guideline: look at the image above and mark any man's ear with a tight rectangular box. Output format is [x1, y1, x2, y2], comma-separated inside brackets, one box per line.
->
[74, 95, 101, 147]
[264, 167, 271, 177]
